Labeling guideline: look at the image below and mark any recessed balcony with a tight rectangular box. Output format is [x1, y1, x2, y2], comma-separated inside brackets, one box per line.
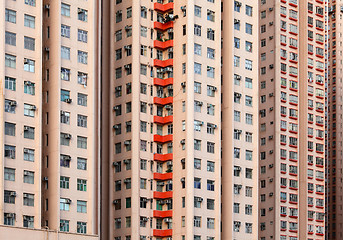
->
[154, 2, 174, 13]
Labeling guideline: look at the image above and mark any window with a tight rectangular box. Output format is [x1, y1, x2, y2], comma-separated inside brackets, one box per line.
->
[61, 3, 70, 17]
[77, 179, 87, 191]
[194, 178, 201, 189]
[60, 220, 69, 232]
[194, 44, 202, 55]
[78, 8, 88, 21]
[207, 218, 215, 229]
[77, 158, 87, 170]
[77, 200, 87, 213]
[194, 216, 201, 227]
[5, 9, 16, 23]
[60, 198, 70, 211]
[245, 59, 252, 71]
[77, 222, 87, 234]
[194, 63, 202, 74]
[140, 178, 147, 189]
[246, 5, 253, 16]
[60, 176, 70, 189]
[4, 168, 15, 181]
[5, 122, 15, 136]
[24, 126, 35, 139]
[246, 113, 253, 125]
[61, 25, 70, 38]
[207, 66, 215, 78]
[78, 51, 88, 64]
[207, 10, 215, 22]
[24, 14, 35, 28]
[23, 149, 34, 162]
[4, 145, 15, 159]
[23, 81, 35, 96]
[24, 58, 35, 72]
[5, 32, 16, 46]
[194, 24, 201, 36]
[24, 104, 36, 117]
[195, 6, 201, 17]
[77, 93, 87, 106]
[78, 29, 88, 43]
[234, 56, 240, 67]
[207, 28, 215, 40]
[141, 26, 147, 37]
[246, 23, 252, 34]
[23, 193, 34, 206]
[77, 115, 88, 128]
[77, 136, 87, 149]
[5, 54, 16, 69]
[4, 191, 16, 204]
[61, 111, 70, 124]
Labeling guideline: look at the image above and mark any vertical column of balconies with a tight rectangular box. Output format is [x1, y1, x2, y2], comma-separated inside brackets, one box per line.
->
[152, 1, 175, 239]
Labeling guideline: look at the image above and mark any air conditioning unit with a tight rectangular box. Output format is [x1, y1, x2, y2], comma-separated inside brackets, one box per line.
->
[63, 155, 71, 161]
[234, 19, 240, 24]
[164, 218, 172, 223]
[269, 7, 273, 11]
[167, 237, 172, 240]
[30, 105, 37, 110]
[157, 182, 165, 186]
[66, 199, 72, 204]
[269, 207, 273, 211]
[142, 217, 148, 222]
[167, 161, 173, 166]
[269, 150, 274, 154]
[269, 93, 274, 97]
[113, 125, 120, 129]
[10, 192, 16, 197]
[123, 159, 130, 164]
[124, 45, 131, 50]
[124, 64, 130, 69]
[167, 28, 173, 33]
[165, 67, 172, 72]
[115, 218, 121, 222]
[235, 2, 242, 7]
[269, 21, 274, 26]
[269, 107, 274, 111]
[9, 101, 17, 106]
[236, 75, 241, 80]
[65, 134, 72, 139]
[269, 64, 274, 69]
[124, 178, 131, 183]
[6, 213, 16, 218]
[65, 98, 72, 103]
[165, 105, 172, 110]
[181, 6, 186, 11]
[113, 162, 119, 167]
[166, 199, 172, 204]
[269, 164, 274, 168]
[23, 149, 29, 153]
[269, 36, 274, 40]
[24, 126, 30, 131]
[44, 4, 50, 9]
[269, 178, 273, 182]
[45, 47, 50, 52]
[269, 135, 273, 140]
[213, 125, 218, 129]
[269, 192, 274, 197]
[200, 121, 204, 126]
[113, 200, 119, 204]
[197, 101, 203, 106]
[180, 139, 185, 144]
[181, 82, 186, 87]
[23, 193, 29, 198]
[43, 177, 49, 181]
[180, 177, 185, 182]
[124, 140, 130, 145]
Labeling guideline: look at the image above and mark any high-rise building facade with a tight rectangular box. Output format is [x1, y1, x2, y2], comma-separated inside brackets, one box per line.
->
[222, 0, 259, 239]
[101, 1, 221, 240]
[1, 0, 100, 239]
[326, 2, 343, 240]
[0, 0, 332, 239]
[258, 0, 325, 239]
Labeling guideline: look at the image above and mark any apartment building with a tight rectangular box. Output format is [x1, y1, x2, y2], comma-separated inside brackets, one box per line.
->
[222, 0, 259, 239]
[0, 0, 100, 239]
[326, 2, 343, 240]
[101, 0, 221, 239]
[258, 0, 325, 239]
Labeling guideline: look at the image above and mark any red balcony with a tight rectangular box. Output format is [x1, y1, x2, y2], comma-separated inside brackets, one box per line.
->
[153, 210, 173, 218]
[154, 134, 173, 143]
[154, 96, 173, 105]
[154, 115, 173, 124]
[154, 40, 173, 50]
[154, 153, 173, 162]
[154, 59, 173, 68]
[154, 172, 173, 181]
[154, 2, 174, 13]
[154, 21, 174, 31]
[153, 191, 173, 199]
[153, 229, 172, 237]
[154, 77, 173, 86]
